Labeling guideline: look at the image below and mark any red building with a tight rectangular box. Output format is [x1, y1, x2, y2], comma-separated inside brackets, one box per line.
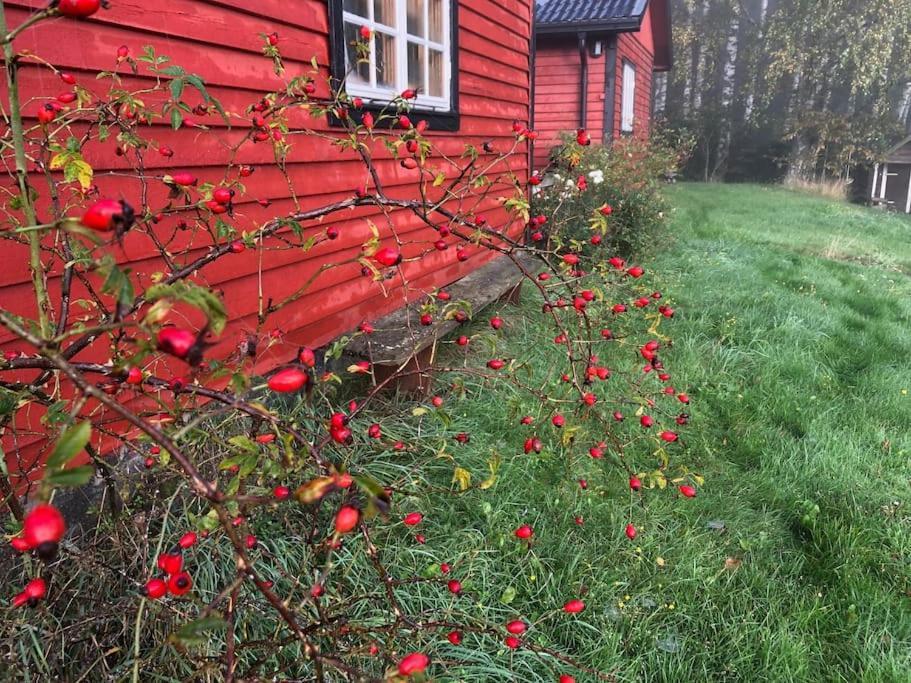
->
[532, 0, 672, 169]
[0, 0, 533, 484]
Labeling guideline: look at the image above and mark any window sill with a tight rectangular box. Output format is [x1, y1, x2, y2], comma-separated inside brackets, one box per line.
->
[329, 105, 461, 132]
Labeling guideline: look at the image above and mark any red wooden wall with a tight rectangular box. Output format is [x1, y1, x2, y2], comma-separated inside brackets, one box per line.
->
[532, 38, 581, 170]
[613, 3, 655, 140]
[533, 2, 658, 170]
[0, 0, 532, 487]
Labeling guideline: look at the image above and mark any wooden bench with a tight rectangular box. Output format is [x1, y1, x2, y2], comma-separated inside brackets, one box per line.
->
[345, 252, 541, 394]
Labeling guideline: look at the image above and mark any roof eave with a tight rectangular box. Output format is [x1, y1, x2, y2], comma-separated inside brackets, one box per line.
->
[883, 135, 911, 162]
[653, 0, 674, 72]
[535, 17, 643, 34]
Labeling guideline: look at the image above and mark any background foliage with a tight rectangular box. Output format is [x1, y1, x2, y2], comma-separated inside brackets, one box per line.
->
[659, 0, 911, 185]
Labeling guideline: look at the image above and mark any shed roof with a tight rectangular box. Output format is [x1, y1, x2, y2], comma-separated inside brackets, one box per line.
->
[884, 136, 911, 164]
[535, 0, 648, 32]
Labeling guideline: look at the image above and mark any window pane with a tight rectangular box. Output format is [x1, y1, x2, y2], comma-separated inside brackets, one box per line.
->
[428, 0, 444, 43]
[374, 0, 395, 26]
[407, 0, 425, 36]
[344, 0, 369, 18]
[622, 62, 636, 131]
[344, 22, 371, 85]
[429, 49, 444, 97]
[407, 42, 424, 92]
[376, 31, 397, 88]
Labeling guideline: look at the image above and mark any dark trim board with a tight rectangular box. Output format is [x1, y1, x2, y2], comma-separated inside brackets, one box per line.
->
[578, 32, 588, 129]
[603, 34, 618, 142]
[327, 0, 461, 132]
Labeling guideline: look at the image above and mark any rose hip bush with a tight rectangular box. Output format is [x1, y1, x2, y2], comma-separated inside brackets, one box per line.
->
[0, 2, 698, 680]
[532, 129, 694, 257]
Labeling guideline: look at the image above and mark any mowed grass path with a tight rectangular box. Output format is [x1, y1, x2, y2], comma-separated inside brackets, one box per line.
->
[638, 184, 911, 680]
[382, 184, 911, 682]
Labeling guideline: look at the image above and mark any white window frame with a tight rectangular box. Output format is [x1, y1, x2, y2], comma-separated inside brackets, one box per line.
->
[621, 60, 636, 134]
[342, 0, 452, 112]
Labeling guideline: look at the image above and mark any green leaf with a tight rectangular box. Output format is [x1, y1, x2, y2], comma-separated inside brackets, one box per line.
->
[145, 282, 227, 335]
[47, 421, 91, 470]
[499, 586, 517, 605]
[0, 387, 18, 418]
[45, 465, 94, 488]
[170, 108, 183, 130]
[169, 78, 185, 101]
[170, 615, 226, 647]
[159, 65, 186, 77]
[99, 261, 135, 308]
[227, 435, 258, 454]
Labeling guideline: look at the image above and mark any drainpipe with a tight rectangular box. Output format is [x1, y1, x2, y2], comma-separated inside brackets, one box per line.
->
[603, 34, 618, 142]
[578, 32, 588, 129]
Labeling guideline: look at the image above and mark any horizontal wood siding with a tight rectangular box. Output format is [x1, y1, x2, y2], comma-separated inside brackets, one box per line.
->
[0, 0, 532, 485]
[534, 4, 659, 166]
[613, 5, 655, 140]
[532, 36, 580, 169]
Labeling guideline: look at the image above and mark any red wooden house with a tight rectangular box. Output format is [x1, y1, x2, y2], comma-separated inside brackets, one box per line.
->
[532, 0, 672, 169]
[0, 0, 533, 486]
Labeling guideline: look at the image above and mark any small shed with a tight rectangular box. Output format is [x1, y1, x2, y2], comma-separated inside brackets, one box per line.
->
[870, 137, 911, 213]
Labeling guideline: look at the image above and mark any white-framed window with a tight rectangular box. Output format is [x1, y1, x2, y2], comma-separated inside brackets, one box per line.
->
[342, 0, 452, 112]
[621, 60, 636, 133]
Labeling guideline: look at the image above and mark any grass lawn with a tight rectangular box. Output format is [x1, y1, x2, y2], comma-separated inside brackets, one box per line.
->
[9, 184, 909, 682]
[382, 183, 911, 682]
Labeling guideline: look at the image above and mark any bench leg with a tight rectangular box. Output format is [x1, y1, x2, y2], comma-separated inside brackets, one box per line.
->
[373, 346, 434, 396]
[498, 281, 523, 306]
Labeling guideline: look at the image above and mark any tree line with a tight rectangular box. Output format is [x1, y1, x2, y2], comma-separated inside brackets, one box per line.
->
[656, 0, 911, 188]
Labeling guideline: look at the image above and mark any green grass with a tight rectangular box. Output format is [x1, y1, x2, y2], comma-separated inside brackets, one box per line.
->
[394, 183, 911, 681]
[6, 183, 911, 682]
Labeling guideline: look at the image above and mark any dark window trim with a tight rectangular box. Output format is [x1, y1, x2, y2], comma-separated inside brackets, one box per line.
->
[620, 57, 635, 134]
[327, 0, 461, 132]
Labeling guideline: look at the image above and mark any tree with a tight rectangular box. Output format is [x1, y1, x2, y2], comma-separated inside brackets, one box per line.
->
[660, 0, 911, 182]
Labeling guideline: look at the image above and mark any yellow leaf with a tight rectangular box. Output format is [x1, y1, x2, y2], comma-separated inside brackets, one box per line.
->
[72, 159, 94, 190]
[432, 172, 446, 187]
[49, 153, 66, 170]
[479, 453, 500, 490]
[656, 556, 666, 567]
[452, 467, 471, 491]
[693, 474, 705, 486]
[246, 402, 276, 416]
[561, 425, 581, 447]
[412, 407, 429, 417]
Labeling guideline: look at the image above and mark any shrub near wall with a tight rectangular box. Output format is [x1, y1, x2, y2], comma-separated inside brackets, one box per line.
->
[0, 3, 698, 680]
[532, 130, 693, 257]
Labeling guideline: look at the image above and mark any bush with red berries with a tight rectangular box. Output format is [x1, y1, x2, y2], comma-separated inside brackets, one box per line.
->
[533, 131, 694, 257]
[0, 4, 699, 680]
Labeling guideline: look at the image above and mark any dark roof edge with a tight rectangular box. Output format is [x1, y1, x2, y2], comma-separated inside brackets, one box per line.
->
[652, 0, 673, 71]
[884, 135, 911, 161]
[536, 17, 643, 34]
